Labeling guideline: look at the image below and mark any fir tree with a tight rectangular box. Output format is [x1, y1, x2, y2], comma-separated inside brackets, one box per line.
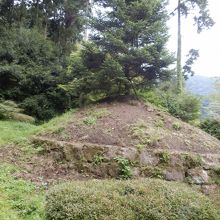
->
[66, 0, 174, 100]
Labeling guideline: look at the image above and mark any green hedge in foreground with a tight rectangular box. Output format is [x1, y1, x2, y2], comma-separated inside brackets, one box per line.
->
[46, 179, 220, 220]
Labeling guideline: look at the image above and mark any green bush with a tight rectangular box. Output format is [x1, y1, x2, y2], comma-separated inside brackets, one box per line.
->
[139, 84, 200, 122]
[200, 118, 220, 140]
[46, 179, 220, 220]
[0, 27, 72, 121]
[0, 100, 34, 122]
[164, 92, 200, 122]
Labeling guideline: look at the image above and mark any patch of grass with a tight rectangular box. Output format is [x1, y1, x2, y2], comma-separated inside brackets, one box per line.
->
[209, 166, 220, 186]
[37, 110, 75, 134]
[172, 122, 181, 131]
[141, 166, 164, 179]
[0, 110, 75, 146]
[155, 119, 164, 128]
[83, 116, 97, 125]
[181, 153, 203, 169]
[213, 166, 220, 176]
[157, 151, 171, 164]
[135, 143, 145, 152]
[0, 121, 38, 145]
[0, 163, 45, 220]
[93, 154, 105, 165]
[83, 108, 111, 126]
[46, 179, 220, 220]
[130, 122, 160, 147]
[89, 108, 111, 119]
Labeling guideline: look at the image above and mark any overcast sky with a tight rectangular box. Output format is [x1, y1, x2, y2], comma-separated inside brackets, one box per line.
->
[167, 0, 220, 77]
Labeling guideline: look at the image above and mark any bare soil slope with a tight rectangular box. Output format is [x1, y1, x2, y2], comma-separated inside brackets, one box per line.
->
[44, 98, 220, 154]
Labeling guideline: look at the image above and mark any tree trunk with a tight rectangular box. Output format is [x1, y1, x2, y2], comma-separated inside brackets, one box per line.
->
[84, 0, 93, 41]
[177, 0, 183, 93]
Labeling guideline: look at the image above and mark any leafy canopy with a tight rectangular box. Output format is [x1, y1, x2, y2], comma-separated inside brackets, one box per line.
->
[63, 0, 173, 102]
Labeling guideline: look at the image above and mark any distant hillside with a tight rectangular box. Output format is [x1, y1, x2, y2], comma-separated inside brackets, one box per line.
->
[186, 75, 219, 96]
[186, 75, 220, 118]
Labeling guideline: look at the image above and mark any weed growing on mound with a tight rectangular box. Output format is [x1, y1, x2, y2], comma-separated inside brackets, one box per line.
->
[114, 157, 132, 179]
[83, 108, 111, 126]
[172, 122, 182, 130]
[157, 151, 171, 164]
[181, 153, 203, 169]
[130, 121, 160, 147]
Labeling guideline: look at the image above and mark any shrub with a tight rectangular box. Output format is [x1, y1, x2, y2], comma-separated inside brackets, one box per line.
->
[157, 151, 171, 164]
[0, 100, 34, 122]
[114, 157, 132, 179]
[172, 122, 182, 130]
[165, 92, 200, 122]
[200, 118, 220, 140]
[182, 153, 203, 168]
[139, 84, 200, 122]
[0, 27, 71, 121]
[46, 179, 220, 220]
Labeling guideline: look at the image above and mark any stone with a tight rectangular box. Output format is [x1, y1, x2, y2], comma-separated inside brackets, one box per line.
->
[187, 168, 209, 185]
[139, 150, 158, 166]
[165, 169, 185, 181]
[119, 147, 138, 161]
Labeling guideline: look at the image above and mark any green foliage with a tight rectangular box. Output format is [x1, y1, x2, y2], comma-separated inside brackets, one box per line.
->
[83, 116, 97, 126]
[172, 122, 182, 130]
[130, 121, 160, 147]
[0, 100, 34, 122]
[46, 179, 220, 220]
[138, 89, 165, 108]
[213, 166, 220, 176]
[0, 27, 72, 121]
[82, 108, 110, 125]
[0, 110, 74, 145]
[93, 154, 105, 165]
[182, 153, 203, 169]
[0, 121, 37, 145]
[165, 92, 201, 122]
[155, 119, 164, 128]
[157, 151, 171, 164]
[135, 144, 145, 152]
[62, 0, 173, 103]
[140, 83, 201, 122]
[114, 157, 132, 179]
[0, 164, 45, 220]
[183, 49, 200, 77]
[0, 0, 88, 120]
[210, 166, 220, 186]
[200, 118, 220, 140]
[0, 0, 86, 53]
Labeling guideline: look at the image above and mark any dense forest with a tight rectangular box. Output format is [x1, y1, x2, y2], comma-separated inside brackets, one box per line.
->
[0, 0, 220, 219]
[0, 0, 205, 121]
[0, 0, 177, 121]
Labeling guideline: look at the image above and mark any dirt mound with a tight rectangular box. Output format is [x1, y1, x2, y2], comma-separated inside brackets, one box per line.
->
[43, 99, 220, 154]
